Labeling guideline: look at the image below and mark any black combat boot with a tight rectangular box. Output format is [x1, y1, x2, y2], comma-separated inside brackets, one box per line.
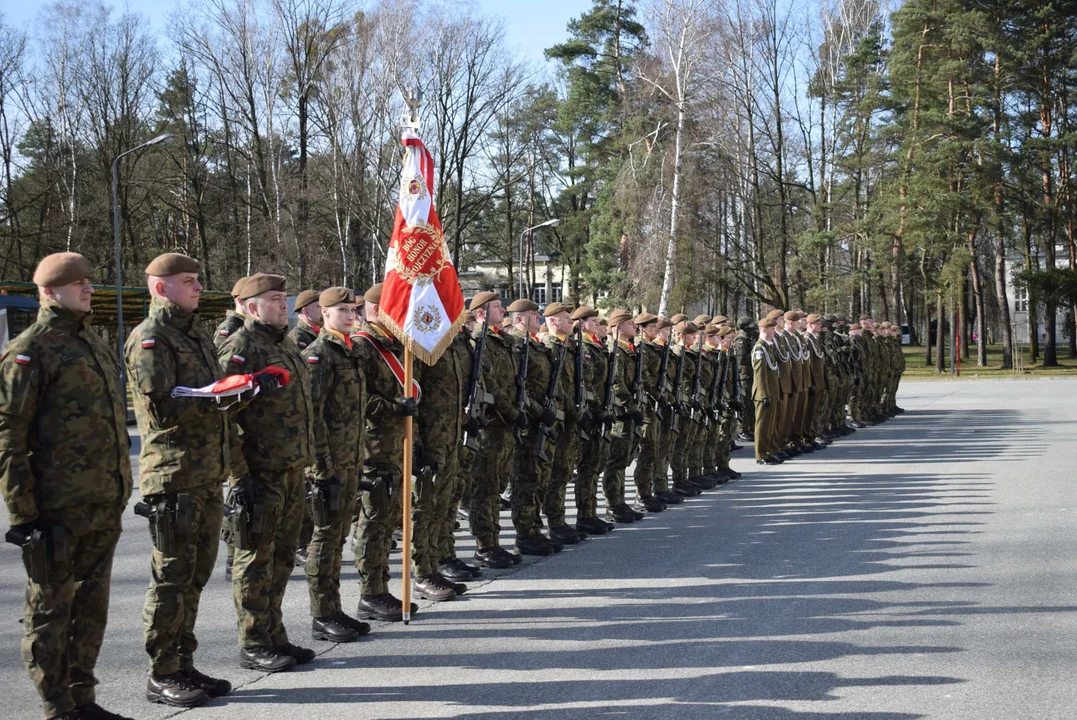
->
[516, 534, 556, 556]
[277, 642, 316, 665]
[415, 574, 457, 601]
[312, 615, 361, 643]
[239, 646, 296, 673]
[80, 704, 137, 720]
[576, 516, 612, 535]
[639, 496, 667, 513]
[183, 667, 232, 697]
[333, 611, 371, 636]
[606, 504, 637, 524]
[550, 523, 584, 544]
[437, 558, 477, 582]
[475, 546, 516, 569]
[146, 672, 210, 707]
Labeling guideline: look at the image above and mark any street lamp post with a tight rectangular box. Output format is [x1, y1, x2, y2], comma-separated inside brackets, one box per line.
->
[518, 218, 560, 299]
[112, 133, 173, 400]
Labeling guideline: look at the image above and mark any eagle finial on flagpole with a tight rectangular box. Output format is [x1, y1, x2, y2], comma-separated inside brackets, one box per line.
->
[403, 83, 422, 130]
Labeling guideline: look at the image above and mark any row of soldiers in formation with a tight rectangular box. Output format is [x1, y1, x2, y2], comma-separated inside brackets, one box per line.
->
[0, 251, 905, 720]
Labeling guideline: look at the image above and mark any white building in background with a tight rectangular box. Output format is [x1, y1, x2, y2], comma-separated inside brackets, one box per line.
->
[460, 255, 574, 306]
[1005, 252, 1068, 346]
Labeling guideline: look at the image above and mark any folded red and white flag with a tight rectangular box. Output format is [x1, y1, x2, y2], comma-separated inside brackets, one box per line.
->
[170, 365, 291, 401]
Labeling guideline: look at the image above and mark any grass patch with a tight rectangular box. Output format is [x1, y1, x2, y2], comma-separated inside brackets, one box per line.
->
[900, 344, 1077, 379]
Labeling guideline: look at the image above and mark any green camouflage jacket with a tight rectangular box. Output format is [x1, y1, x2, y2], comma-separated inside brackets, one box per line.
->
[582, 334, 609, 420]
[509, 327, 552, 432]
[126, 298, 230, 495]
[475, 325, 518, 427]
[416, 331, 470, 466]
[213, 310, 245, 348]
[302, 330, 365, 481]
[0, 301, 132, 525]
[288, 320, 319, 351]
[352, 324, 411, 472]
[219, 317, 314, 477]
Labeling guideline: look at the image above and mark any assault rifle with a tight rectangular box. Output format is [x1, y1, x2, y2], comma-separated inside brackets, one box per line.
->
[598, 329, 619, 442]
[575, 323, 595, 439]
[512, 333, 530, 444]
[689, 333, 705, 424]
[670, 339, 685, 435]
[534, 340, 567, 461]
[623, 330, 645, 439]
[462, 316, 493, 453]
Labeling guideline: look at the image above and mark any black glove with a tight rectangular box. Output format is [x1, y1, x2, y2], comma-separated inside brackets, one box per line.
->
[762, 397, 773, 409]
[730, 399, 743, 412]
[628, 410, 645, 425]
[854, 377, 861, 387]
[8, 517, 46, 542]
[396, 397, 419, 417]
[252, 371, 282, 394]
[514, 411, 529, 430]
[539, 406, 557, 427]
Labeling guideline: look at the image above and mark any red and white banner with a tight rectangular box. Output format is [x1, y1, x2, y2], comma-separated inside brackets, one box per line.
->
[378, 129, 465, 365]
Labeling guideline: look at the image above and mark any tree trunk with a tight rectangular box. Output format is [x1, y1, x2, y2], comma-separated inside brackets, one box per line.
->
[657, 103, 684, 317]
[935, 290, 946, 374]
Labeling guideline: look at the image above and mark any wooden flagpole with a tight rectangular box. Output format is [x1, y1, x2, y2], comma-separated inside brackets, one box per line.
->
[401, 347, 414, 624]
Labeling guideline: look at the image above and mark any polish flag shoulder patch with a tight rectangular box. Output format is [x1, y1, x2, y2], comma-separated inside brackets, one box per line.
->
[141, 338, 156, 349]
[218, 329, 230, 337]
[306, 356, 319, 364]
[230, 354, 246, 365]
[13, 354, 31, 365]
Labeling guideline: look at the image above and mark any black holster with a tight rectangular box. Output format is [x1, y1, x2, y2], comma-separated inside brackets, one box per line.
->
[307, 479, 343, 527]
[228, 482, 265, 551]
[5, 525, 69, 584]
[136, 492, 193, 555]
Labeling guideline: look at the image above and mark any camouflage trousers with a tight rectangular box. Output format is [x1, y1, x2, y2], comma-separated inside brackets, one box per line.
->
[633, 416, 662, 500]
[654, 423, 676, 494]
[305, 469, 358, 618]
[144, 483, 223, 677]
[440, 447, 475, 561]
[701, 417, 720, 476]
[737, 378, 755, 436]
[354, 463, 403, 596]
[22, 504, 121, 719]
[232, 467, 304, 648]
[717, 413, 736, 470]
[671, 419, 700, 487]
[574, 433, 609, 520]
[603, 420, 640, 509]
[544, 423, 580, 529]
[298, 476, 314, 553]
[469, 425, 514, 552]
[512, 430, 554, 539]
[412, 445, 459, 579]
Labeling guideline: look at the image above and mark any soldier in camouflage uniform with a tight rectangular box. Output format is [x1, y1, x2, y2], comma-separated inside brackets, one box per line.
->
[669, 321, 702, 497]
[712, 325, 742, 481]
[300, 287, 370, 644]
[698, 324, 724, 484]
[507, 298, 563, 556]
[633, 313, 669, 513]
[289, 288, 322, 566]
[0, 253, 132, 720]
[734, 317, 756, 442]
[574, 311, 616, 535]
[213, 277, 248, 348]
[540, 303, 588, 545]
[127, 253, 233, 708]
[350, 284, 418, 622]
[219, 273, 315, 673]
[467, 293, 522, 568]
[602, 309, 647, 523]
[411, 320, 472, 601]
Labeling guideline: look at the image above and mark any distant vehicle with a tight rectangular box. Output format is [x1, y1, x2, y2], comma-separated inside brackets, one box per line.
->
[901, 324, 911, 345]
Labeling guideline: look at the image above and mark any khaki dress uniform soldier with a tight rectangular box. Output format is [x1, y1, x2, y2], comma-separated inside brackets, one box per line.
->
[507, 299, 564, 556]
[540, 302, 589, 546]
[632, 313, 669, 513]
[766, 310, 793, 456]
[803, 314, 829, 446]
[467, 293, 524, 569]
[869, 321, 890, 419]
[670, 321, 703, 497]
[784, 311, 812, 454]
[602, 309, 647, 524]
[854, 315, 877, 424]
[213, 277, 249, 348]
[126, 254, 233, 708]
[650, 318, 683, 506]
[411, 322, 472, 602]
[752, 318, 782, 464]
[300, 287, 371, 644]
[847, 322, 868, 426]
[0, 254, 132, 720]
[350, 283, 420, 622]
[218, 273, 316, 673]
[734, 317, 757, 442]
[573, 310, 617, 536]
[289, 288, 322, 566]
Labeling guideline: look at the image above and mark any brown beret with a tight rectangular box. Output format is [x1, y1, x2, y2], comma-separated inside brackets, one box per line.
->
[704, 324, 720, 336]
[879, 321, 892, 328]
[571, 306, 598, 321]
[469, 291, 500, 311]
[657, 317, 673, 330]
[766, 309, 784, 320]
[608, 308, 633, 326]
[634, 312, 658, 326]
[759, 318, 777, 328]
[693, 314, 711, 326]
[806, 313, 822, 323]
[501, 316, 513, 328]
[33, 252, 95, 288]
[230, 276, 249, 298]
[674, 320, 698, 334]
[598, 317, 608, 326]
[783, 310, 799, 321]
[717, 325, 733, 337]
[506, 298, 539, 313]
[543, 301, 571, 317]
[363, 283, 383, 304]
[319, 287, 355, 307]
[671, 313, 688, 324]
[849, 322, 862, 330]
[859, 313, 872, 321]
[145, 252, 200, 277]
[464, 310, 475, 323]
[294, 289, 320, 311]
[240, 273, 286, 299]
[711, 315, 728, 325]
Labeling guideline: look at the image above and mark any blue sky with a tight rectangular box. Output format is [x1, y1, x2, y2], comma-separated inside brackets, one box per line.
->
[3, 0, 591, 66]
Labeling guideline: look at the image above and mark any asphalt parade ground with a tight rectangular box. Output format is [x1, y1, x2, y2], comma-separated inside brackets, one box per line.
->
[3, 379, 1077, 719]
